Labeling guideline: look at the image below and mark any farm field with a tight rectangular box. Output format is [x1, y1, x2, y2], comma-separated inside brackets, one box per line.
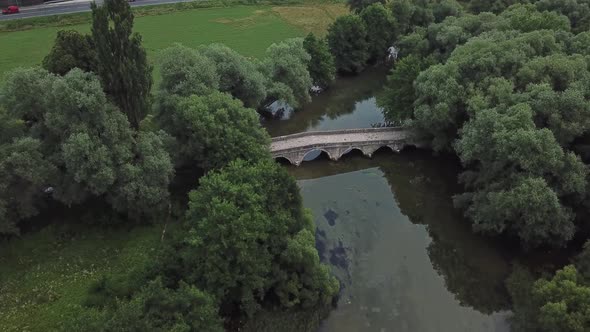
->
[0, 3, 348, 79]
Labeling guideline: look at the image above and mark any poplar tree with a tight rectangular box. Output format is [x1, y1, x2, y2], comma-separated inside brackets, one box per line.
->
[91, 0, 152, 129]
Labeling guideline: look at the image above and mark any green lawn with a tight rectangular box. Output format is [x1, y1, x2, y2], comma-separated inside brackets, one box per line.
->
[0, 222, 166, 331]
[0, 5, 310, 80]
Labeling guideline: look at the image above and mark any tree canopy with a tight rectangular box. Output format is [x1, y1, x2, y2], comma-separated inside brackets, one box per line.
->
[0, 68, 173, 233]
[91, 0, 152, 129]
[303, 33, 336, 89]
[327, 15, 370, 73]
[259, 38, 313, 109]
[383, 26, 590, 247]
[184, 159, 339, 316]
[42, 30, 97, 76]
[360, 3, 397, 61]
[155, 91, 271, 170]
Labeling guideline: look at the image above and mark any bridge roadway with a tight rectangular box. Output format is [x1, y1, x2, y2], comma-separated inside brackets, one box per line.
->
[270, 127, 417, 166]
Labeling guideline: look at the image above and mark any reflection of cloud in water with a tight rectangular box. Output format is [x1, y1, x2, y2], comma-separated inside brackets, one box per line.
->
[297, 164, 510, 332]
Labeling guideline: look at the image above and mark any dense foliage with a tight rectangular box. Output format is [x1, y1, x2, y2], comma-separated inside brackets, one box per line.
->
[259, 38, 313, 109]
[184, 159, 338, 316]
[157, 39, 312, 111]
[347, 0, 386, 13]
[360, 3, 397, 61]
[155, 91, 271, 170]
[327, 15, 370, 73]
[91, 0, 152, 129]
[65, 278, 223, 332]
[0, 69, 173, 233]
[42, 30, 97, 76]
[379, 0, 590, 248]
[508, 243, 590, 332]
[303, 33, 336, 89]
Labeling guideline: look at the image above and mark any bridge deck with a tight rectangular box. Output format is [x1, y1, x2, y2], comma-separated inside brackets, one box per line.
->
[270, 128, 409, 152]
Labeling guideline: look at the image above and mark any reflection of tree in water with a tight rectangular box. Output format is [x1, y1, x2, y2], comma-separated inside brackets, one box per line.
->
[426, 235, 511, 313]
[291, 150, 512, 314]
[264, 67, 388, 137]
[378, 150, 512, 314]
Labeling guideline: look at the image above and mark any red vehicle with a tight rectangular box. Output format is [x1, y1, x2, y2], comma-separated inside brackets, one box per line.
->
[2, 5, 19, 14]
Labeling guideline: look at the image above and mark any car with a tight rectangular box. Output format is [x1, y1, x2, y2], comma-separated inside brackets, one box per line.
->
[2, 5, 19, 14]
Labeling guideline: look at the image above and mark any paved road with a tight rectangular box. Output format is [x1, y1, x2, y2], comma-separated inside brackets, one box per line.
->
[0, 0, 198, 21]
[270, 128, 409, 153]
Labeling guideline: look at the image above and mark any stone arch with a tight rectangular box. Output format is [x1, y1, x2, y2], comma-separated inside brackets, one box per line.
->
[371, 145, 396, 155]
[274, 156, 295, 165]
[302, 148, 333, 163]
[339, 147, 364, 159]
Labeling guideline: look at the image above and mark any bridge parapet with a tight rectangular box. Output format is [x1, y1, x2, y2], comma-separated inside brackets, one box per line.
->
[270, 127, 420, 166]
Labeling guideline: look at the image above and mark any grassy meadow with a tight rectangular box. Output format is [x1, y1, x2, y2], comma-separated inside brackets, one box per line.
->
[0, 3, 348, 80]
[0, 222, 166, 331]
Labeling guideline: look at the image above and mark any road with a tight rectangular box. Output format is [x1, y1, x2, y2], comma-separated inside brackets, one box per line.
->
[0, 0, 198, 21]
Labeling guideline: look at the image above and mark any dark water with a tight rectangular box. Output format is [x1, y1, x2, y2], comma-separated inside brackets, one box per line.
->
[263, 67, 387, 137]
[264, 69, 512, 332]
[294, 153, 511, 332]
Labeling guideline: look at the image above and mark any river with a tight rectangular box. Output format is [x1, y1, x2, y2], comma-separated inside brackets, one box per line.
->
[264, 67, 512, 332]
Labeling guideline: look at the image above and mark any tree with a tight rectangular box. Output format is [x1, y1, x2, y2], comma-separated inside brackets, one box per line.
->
[106, 279, 223, 332]
[108, 131, 174, 220]
[379, 55, 429, 123]
[468, 0, 520, 14]
[91, 0, 152, 129]
[303, 33, 336, 89]
[0, 68, 173, 227]
[509, 265, 590, 332]
[500, 4, 571, 33]
[536, 0, 590, 33]
[360, 3, 397, 61]
[0, 137, 56, 235]
[157, 44, 219, 97]
[184, 159, 338, 316]
[64, 278, 223, 332]
[388, 29, 590, 247]
[347, 0, 385, 13]
[155, 91, 271, 170]
[454, 103, 586, 247]
[574, 241, 590, 279]
[198, 43, 267, 108]
[391, 0, 462, 35]
[327, 15, 370, 73]
[259, 38, 313, 109]
[42, 30, 97, 76]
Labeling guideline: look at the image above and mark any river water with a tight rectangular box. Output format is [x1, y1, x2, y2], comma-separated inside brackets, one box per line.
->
[264, 67, 512, 332]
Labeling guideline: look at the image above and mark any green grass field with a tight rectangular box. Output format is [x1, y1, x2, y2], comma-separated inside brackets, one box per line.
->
[0, 222, 166, 331]
[0, 3, 347, 80]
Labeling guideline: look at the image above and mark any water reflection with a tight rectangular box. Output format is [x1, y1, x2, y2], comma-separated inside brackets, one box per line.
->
[290, 151, 511, 332]
[263, 67, 388, 137]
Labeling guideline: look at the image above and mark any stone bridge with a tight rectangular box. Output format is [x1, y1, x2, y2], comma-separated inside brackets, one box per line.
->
[270, 127, 418, 166]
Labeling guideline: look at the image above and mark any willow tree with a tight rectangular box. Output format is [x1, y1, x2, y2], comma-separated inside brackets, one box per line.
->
[91, 0, 152, 129]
